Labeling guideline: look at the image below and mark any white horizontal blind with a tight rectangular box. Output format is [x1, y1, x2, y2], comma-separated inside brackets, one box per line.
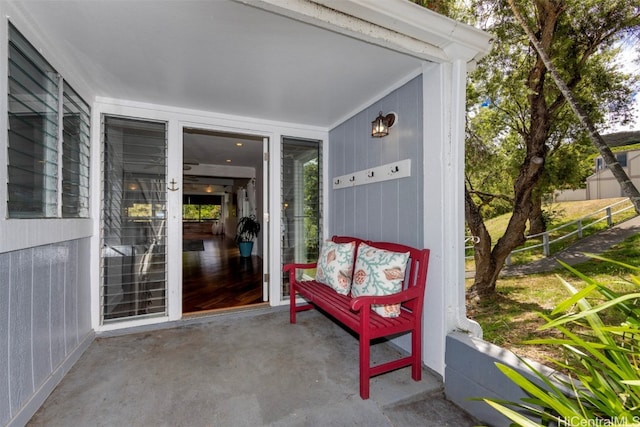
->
[61, 81, 91, 218]
[101, 116, 168, 323]
[7, 24, 59, 218]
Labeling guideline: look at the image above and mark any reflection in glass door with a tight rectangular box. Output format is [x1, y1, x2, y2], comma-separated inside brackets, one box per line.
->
[101, 116, 168, 323]
[280, 137, 321, 299]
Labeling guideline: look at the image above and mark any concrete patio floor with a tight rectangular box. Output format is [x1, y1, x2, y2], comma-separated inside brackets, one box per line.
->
[27, 307, 480, 427]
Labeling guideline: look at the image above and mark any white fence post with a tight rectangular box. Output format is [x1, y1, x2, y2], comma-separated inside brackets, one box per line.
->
[606, 207, 612, 227]
[578, 220, 583, 238]
[543, 233, 549, 257]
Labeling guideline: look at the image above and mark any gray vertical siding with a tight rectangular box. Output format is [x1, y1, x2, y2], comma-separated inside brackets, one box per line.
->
[0, 238, 92, 427]
[329, 76, 423, 247]
[0, 255, 11, 425]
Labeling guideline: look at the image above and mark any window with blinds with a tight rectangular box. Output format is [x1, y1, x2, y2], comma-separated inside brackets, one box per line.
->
[7, 24, 59, 218]
[6, 23, 90, 219]
[62, 82, 91, 218]
[101, 116, 167, 323]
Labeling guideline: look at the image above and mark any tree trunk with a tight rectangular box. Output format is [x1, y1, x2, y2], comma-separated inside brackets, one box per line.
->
[467, 1, 559, 299]
[465, 187, 497, 297]
[528, 191, 546, 235]
[507, 0, 640, 214]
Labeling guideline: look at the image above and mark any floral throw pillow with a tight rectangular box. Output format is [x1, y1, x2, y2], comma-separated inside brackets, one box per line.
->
[315, 240, 356, 295]
[351, 243, 409, 317]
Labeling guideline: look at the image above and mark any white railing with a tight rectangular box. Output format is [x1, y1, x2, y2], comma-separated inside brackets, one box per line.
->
[465, 198, 636, 265]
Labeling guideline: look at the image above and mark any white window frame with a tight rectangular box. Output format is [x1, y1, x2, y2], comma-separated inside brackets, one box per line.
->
[0, 20, 92, 254]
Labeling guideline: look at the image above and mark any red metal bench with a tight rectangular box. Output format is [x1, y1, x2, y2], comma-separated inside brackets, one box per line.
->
[283, 236, 430, 399]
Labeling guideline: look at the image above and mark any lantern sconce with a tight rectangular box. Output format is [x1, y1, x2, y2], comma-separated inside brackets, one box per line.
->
[371, 111, 397, 138]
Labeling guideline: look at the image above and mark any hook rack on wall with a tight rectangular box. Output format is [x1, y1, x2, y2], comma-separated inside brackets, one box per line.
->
[332, 159, 411, 190]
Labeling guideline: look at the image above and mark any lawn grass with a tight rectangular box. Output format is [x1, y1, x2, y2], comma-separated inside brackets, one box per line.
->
[466, 232, 640, 366]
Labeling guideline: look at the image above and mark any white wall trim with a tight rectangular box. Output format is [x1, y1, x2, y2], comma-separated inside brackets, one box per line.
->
[0, 9, 8, 224]
[95, 97, 328, 135]
[445, 59, 483, 339]
[0, 219, 92, 254]
[311, 0, 492, 63]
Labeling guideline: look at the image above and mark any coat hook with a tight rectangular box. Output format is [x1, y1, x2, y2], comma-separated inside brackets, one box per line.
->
[391, 165, 399, 173]
[334, 179, 341, 185]
[367, 171, 374, 178]
[168, 179, 179, 191]
[349, 176, 356, 182]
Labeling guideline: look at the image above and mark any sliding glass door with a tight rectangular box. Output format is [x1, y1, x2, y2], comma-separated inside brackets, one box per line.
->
[101, 116, 168, 323]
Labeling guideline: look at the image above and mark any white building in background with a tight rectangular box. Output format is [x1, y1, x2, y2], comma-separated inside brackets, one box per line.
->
[586, 131, 640, 199]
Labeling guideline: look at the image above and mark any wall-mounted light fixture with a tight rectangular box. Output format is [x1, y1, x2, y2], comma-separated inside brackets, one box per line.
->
[371, 111, 397, 138]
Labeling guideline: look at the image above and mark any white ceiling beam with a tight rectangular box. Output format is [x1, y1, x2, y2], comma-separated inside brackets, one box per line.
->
[238, 0, 451, 63]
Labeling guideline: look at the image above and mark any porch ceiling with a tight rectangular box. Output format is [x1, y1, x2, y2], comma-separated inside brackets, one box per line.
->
[13, 0, 433, 129]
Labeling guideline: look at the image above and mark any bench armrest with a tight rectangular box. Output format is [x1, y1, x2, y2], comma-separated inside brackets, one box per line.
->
[350, 286, 422, 312]
[283, 262, 317, 273]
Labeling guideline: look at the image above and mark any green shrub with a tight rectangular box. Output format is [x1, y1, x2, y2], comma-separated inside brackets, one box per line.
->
[483, 255, 640, 426]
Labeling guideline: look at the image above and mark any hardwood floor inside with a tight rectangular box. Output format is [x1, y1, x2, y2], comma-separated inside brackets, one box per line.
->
[182, 234, 264, 314]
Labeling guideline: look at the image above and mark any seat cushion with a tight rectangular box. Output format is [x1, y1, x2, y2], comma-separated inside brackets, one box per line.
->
[351, 243, 409, 317]
[315, 240, 356, 295]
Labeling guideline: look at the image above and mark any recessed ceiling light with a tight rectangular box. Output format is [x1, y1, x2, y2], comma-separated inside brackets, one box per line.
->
[226, 159, 232, 163]
[236, 142, 243, 147]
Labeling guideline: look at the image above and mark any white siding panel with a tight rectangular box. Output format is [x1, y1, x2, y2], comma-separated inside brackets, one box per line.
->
[3, 238, 93, 426]
[50, 252, 67, 368]
[64, 242, 79, 350]
[77, 239, 92, 337]
[32, 246, 53, 388]
[0, 254, 11, 426]
[8, 251, 34, 414]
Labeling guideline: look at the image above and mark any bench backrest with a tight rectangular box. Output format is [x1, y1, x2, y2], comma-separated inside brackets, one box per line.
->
[330, 235, 430, 311]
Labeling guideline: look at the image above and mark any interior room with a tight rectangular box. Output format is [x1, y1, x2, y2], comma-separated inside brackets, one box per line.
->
[181, 129, 266, 314]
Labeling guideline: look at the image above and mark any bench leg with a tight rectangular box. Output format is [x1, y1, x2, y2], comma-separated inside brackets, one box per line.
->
[359, 334, 371, 399]
[411, 328, 422, 381]
[290, 284, 297, 324]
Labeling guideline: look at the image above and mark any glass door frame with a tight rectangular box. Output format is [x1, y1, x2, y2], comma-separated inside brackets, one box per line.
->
[92, 100, 328, 331]
[168, 123, 272, 318]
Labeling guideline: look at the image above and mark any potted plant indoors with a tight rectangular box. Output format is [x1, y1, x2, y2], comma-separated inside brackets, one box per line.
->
[235, 215, 261, 257]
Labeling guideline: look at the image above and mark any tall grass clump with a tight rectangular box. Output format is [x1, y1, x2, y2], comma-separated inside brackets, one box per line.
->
[483, 255, 640, 426]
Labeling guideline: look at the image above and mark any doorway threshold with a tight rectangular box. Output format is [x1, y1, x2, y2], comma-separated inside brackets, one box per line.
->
[98, 304, 282, 338]
[182, 302, 271, 319]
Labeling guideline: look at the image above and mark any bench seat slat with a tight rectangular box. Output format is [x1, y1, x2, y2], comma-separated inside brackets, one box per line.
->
[296, 280, 416, 336]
